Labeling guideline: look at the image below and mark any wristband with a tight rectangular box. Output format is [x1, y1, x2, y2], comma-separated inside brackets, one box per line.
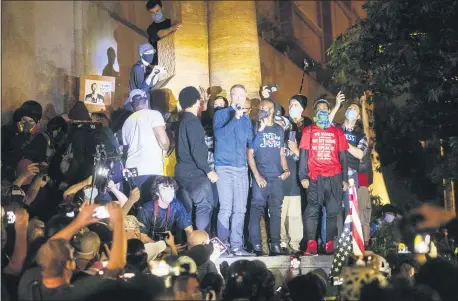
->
[283, 169, 290, 173]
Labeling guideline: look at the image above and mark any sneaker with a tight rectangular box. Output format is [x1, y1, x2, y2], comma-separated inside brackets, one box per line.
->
[304, 240, 318, 256]
[232, 247, 256, 257]
[325, 240, 335, 255]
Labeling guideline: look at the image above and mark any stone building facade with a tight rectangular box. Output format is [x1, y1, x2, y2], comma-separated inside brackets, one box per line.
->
[2, 0, 365, 121]
[2, 0, 391, 203]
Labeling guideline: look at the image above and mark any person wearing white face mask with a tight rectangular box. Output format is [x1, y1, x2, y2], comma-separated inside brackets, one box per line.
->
[282, 95, 311, 253]
[136, 176, 193, 242]
[146, 0, 183, 65]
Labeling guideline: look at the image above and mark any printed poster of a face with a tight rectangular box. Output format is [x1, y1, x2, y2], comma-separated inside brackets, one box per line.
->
[84, 80, 113, 106]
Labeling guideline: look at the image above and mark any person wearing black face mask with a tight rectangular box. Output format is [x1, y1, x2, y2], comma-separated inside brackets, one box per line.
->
[248, 99, 290, 256]
[22, 116, 68, 165]
[126, 43, 164, 111]
[1, 101, 42, 181]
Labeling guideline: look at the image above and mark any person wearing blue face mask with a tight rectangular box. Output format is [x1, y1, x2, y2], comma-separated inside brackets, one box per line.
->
[146, 0, 183, 65]
[331, 102, 368, 246]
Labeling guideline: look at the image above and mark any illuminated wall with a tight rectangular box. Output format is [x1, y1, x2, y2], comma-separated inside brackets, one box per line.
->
[2, 0, 366, 122]
[2, 1, 76, 122]
[1, 1, 152, 123]
[1, 0, 388, 203]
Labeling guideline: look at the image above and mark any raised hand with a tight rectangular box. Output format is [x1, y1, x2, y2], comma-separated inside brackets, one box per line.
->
[336, 91, 345, 106]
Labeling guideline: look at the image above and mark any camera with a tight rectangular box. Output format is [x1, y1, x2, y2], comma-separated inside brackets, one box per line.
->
[153, 232, 170, 241]
[266, 84, 279, 92]
[92, 144, 120, 195]
[303, 58, 315, 70]
[38, 165, 49, 174]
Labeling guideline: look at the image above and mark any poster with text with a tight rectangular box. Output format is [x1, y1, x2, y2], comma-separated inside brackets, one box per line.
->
[79, 75, 115, 112]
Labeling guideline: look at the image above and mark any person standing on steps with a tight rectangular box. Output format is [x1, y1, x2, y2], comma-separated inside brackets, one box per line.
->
[175, 86, 218, 234]
[213, 84, 254, 257]
[328, 93, 368, 245]
[248, 99, 290, 256]
[299, 98, 349, 256]
[279, 95, 310, 254]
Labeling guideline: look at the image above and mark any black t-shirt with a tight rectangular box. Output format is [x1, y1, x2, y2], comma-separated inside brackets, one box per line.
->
[147, 19, 172, 64]
[18, 267, 118, 301]
[250, 124, 285, 178]
[282, 125, 301, 196]
[282, 120, 311, 196]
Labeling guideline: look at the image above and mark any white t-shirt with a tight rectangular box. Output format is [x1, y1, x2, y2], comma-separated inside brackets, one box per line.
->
[122, 109, 165, 176]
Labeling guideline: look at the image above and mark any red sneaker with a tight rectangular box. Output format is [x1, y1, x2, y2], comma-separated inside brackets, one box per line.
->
[325, 240, 335, 255]
[304, 240, 318, 256]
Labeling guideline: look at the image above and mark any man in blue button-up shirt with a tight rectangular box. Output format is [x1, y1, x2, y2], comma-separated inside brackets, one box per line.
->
[213, 84, 254, 256]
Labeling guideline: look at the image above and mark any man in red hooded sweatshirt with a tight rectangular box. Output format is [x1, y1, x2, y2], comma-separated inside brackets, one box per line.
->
[299, 98, 349, 256]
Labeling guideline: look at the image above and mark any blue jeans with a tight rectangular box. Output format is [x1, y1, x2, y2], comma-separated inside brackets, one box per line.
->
[321, 206, 327, 246]
[215, 166, 249, 250]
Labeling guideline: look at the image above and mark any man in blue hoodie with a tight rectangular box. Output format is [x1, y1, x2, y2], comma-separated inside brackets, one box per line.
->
[213, 84, 254, 256]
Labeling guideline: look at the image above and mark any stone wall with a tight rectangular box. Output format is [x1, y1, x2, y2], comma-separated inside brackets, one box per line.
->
[258, 38, 346, 122]
[208, 1, 262, 100]
[1, 1, 152, 124]
[2, 0, 356, 123]
[157, 1, 209, 111]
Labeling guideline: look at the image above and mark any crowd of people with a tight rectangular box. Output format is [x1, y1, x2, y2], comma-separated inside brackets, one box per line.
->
[2, 0, 458, 300]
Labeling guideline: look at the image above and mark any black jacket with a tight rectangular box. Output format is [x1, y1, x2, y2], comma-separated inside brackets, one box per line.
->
[175, 112, 211, 178]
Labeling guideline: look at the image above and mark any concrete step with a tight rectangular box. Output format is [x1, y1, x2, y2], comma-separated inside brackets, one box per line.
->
[216, 254, 333, 275]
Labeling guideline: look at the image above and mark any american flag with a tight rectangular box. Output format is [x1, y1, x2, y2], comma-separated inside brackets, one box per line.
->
[348, 182, 365, 256]
[331, 212, 353, 276]
[330, 182, 365, 276]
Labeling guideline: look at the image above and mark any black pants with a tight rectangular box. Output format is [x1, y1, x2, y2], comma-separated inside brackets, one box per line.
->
[177, 174, 215, 233]
[249, 177, 284, 245]
[303, 174, 343, 242]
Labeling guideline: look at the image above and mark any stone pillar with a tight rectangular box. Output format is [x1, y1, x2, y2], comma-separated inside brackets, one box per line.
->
[73, 0, 85, 77]
[208, 1, 262, 100]
[157, 1, 209, 111]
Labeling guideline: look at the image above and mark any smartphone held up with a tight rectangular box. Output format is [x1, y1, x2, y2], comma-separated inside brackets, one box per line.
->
[93, 206, 110, 219]
[6, 211, 16, 224]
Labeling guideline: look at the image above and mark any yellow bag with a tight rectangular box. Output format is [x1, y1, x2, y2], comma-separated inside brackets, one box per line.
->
[163, 148, 176, 177]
